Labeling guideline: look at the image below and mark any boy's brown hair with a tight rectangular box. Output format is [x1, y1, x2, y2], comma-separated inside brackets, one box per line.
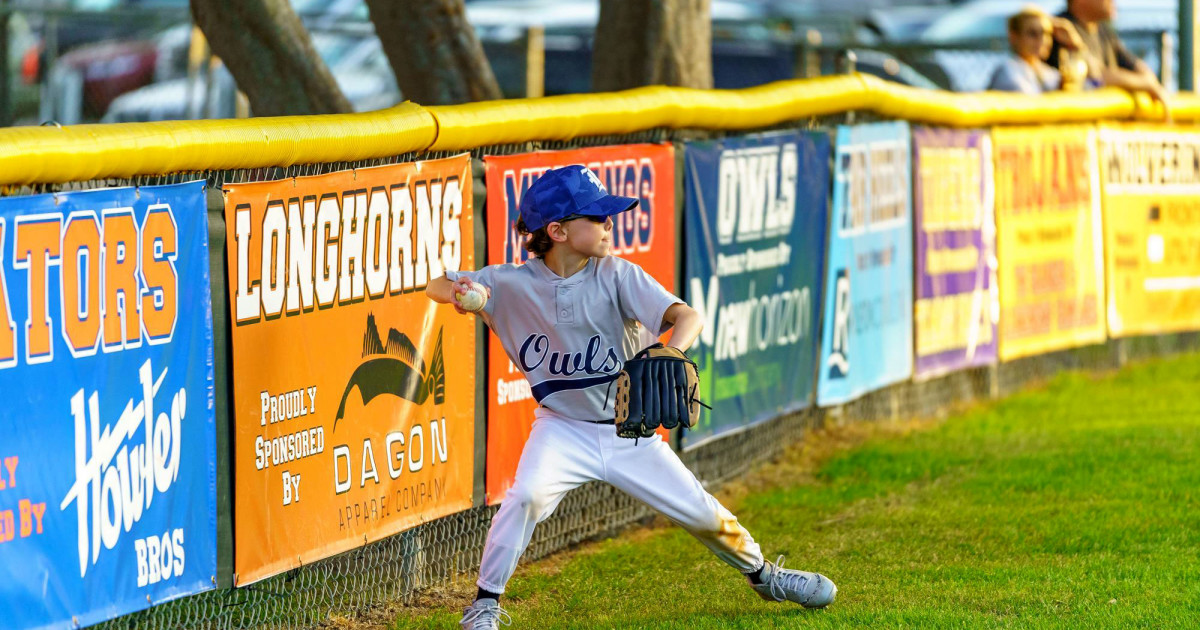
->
[517, 217, 554, 258]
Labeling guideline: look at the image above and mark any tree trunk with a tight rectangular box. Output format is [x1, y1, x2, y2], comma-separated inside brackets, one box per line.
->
[593, 0, 713, 92]
[365, 0, 502, 105]
[191, 0, 351, 116]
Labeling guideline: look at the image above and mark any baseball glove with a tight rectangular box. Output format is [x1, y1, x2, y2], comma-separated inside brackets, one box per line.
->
[607, 343, 709, 439]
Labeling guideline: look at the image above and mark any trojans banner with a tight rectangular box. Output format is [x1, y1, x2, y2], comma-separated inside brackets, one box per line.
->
[912, 127, 998, 379]
[225, 157, 476, 584]
[482, 144, 675, 503]
[817, 122, 914, 406]
[1099, 125, 1200, 336]
[683, 131, 828, 447]
[0, 183, 217, 629]
[992, 126, 1105, 361]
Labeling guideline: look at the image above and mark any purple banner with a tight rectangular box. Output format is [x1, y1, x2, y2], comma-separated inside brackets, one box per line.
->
[912, 127, 998, 378]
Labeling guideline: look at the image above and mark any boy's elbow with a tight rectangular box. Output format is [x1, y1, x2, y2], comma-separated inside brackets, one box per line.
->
[670, 303, 700, 327]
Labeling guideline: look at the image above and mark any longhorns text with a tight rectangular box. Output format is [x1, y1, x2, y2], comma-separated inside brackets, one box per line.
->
[233, 176, 465, 324]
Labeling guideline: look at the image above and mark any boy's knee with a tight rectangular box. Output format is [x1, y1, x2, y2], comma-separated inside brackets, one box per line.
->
[506, 486, 552, 518]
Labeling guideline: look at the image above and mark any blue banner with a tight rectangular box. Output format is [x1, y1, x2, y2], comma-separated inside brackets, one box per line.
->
[683, 131, 829, 448]
[0, 182, 216, 629]
[817, 122, 915, 405]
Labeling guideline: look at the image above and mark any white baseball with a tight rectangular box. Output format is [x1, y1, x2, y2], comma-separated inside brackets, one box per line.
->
[457, 285, 487, 312]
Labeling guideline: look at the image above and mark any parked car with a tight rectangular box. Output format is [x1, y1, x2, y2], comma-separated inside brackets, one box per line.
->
[102, 31, 399, 122]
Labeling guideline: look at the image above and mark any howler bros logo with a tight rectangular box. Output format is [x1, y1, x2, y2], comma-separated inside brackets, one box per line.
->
[232, 176, 465, 324]
[500, 159, 657, 264]
[0, 208, 179, 367]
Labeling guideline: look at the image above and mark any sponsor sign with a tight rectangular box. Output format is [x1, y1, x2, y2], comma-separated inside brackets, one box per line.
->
[683, 131, 828, 447]
[1099, 125, 1200, 336]
[912, 127, 998, 378]
[992, 126, 1105, 360]
[0, 182, 217, 629]
[225, 157, 476, 585]
[482, 144, 676, 503]
[817, 122, 915, 406]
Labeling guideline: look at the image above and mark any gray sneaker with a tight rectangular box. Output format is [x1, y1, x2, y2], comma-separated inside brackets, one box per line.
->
[460, 598, 512, 629]
[750, 556, 837, 608]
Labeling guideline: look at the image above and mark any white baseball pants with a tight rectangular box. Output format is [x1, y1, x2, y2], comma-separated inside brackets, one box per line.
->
[476, 413, 764, 593]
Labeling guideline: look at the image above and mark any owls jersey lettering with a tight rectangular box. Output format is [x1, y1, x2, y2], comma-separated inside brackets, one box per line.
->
[447, 256, 680, 421]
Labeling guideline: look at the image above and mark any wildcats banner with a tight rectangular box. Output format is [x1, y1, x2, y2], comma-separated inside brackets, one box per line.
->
[225, 157, 476, 585]
[993, 126, 1105, 360]
[1099, 125, 1200, 336]
[912, 128, 998, 379]
[0, 183, 217, 629]
[683, 131, 827, 448]
[482, 144, 675, 503]
[817, 122, 914, 406]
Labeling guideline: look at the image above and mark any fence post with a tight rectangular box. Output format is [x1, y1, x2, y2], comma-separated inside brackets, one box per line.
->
[794, 28, 821, 79]
[1182, 0, 1197, 91]
[206, 185, 236, 590]
[1160, 30, 1176, 91]
[525, 25, 544, 98]
[839, 49, 857, 75]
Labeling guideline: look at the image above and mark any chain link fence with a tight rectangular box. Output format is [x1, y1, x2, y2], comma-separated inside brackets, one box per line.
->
[0, 117, 1167, 629]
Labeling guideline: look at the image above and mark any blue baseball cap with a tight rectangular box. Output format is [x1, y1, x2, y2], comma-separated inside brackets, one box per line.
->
[518, 165, 639, 232]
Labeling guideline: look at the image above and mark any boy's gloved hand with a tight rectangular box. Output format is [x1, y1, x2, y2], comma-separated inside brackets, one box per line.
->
[608, 343, 708, 439]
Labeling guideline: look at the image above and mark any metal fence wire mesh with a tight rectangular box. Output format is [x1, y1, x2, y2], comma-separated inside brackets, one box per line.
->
[16, 122, 1189, 630]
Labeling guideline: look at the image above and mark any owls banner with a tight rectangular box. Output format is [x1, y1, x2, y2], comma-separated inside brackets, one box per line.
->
[683, 131, 829, 449]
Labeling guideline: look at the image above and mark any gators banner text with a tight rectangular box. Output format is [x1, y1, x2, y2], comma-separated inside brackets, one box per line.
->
[1099, 125, 1200, 336]
[0, 182, 217, 629]
[482, 145, 676, 503]
[225, 157, 476, 584]
[993, 126, 1105, 360]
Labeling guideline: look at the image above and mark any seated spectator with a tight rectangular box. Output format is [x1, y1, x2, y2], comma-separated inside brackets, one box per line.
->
[988, 7, 1062, 94]
[1046, 0, 1169, 113]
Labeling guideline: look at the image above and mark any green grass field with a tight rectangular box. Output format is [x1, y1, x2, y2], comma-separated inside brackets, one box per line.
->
[391, 354, 1200, 629]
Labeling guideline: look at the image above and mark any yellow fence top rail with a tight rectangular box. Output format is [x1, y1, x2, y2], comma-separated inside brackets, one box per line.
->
[0, 103, 437, 187]
[0, 74, 1195, 186]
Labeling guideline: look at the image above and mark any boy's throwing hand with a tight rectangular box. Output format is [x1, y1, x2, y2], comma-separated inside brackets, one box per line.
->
[451, 277, 489, 314]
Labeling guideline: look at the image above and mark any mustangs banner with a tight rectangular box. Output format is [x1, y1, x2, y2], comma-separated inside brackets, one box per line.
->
[482, 144, 676, 503]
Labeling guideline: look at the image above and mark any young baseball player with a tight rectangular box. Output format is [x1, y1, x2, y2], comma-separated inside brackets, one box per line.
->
[427, 165, 837, 629]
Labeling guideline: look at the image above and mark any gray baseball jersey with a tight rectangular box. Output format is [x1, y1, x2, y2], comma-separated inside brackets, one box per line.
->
[446, 256, 680, 422]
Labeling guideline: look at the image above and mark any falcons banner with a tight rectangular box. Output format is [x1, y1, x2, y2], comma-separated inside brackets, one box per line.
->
[224, 157, 477, 585]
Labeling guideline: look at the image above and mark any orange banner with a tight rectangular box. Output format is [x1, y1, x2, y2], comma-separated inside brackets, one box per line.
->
[225, 156, 476, 585]
[992, 126, 1105, 361]
[482, 145, 677, 505]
